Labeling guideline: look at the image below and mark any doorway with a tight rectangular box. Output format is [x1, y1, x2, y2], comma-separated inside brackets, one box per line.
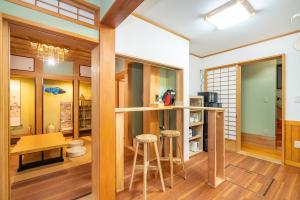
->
[240, 58, 283, 162]
[6, 20, 96, 200]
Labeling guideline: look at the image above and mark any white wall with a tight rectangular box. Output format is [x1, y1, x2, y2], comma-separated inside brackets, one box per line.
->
[191, 32, 300, 121]
[189, 55, 204, 96]
[116, 15, 190, 160]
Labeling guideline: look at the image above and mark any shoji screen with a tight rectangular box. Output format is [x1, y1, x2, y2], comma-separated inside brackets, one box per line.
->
[206, 66, 238, 140]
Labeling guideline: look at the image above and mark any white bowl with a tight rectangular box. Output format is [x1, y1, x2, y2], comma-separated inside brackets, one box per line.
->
[67, 139, 84, 148]
[66, 146, 87, 158]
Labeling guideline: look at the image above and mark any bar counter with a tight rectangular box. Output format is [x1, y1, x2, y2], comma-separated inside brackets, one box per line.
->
[115, 106, 225, 192]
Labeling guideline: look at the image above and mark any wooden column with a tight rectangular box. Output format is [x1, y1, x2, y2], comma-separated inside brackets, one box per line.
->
[207, 110, 225, 188]
[176, 70, 184, 157]
[92, 25, 116, 199]
[35, 59, 43, 134]
[143, 65, 160, 159]
[116, 112, 125, 192]
[0, 16, 10, 200]
[73, 63, 80, 139]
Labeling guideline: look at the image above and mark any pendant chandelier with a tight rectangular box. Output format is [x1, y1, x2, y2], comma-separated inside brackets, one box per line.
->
[30, 42, 69, 65]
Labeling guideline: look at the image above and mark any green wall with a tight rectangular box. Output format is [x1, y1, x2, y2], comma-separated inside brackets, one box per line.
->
[242, 60, 276, 137]
[129, 63, 143, 137]
[0, 1, 99, 40]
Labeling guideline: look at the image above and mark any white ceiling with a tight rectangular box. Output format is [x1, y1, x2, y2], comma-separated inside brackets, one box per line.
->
[135, 0, 300, 57]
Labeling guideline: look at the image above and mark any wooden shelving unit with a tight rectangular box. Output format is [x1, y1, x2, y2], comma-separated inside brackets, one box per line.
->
[79, 98, 92, 133]
[189, 96, 204, 158]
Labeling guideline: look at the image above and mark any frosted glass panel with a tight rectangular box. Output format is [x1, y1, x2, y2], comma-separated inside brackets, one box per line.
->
[206, 66, 238, 140]
[78, 9, 94, 19]
[78, 16, 94, 25]
[37, 1, 58, 12]
[40, 0, 58, 6]
[59, 2, 77, 13]
[59, 9, 77, 19]
[44, 61, 73, 76]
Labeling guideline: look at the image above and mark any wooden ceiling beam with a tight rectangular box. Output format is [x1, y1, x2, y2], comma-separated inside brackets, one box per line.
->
[101, 0, 144, 28]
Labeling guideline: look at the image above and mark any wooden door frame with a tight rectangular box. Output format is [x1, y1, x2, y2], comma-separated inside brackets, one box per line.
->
[204, 54, 286, 164]
[0, 14, 10, 200]
[0, 14, 99, 200]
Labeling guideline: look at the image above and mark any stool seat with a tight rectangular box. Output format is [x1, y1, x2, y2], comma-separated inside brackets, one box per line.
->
[136, 134, 157, 143]
[161, 130, 180, 137]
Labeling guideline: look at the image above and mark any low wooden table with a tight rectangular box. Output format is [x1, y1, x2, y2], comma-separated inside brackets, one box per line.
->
[11, 132, 68, 172]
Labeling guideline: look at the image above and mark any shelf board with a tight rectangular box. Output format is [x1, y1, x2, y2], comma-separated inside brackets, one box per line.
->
[189, 135, 202, 141]
[79, 128, 91, 131]
[189, 121, 204, 127]
[190, 109, 203, 112]
[189, 150, 203, 157]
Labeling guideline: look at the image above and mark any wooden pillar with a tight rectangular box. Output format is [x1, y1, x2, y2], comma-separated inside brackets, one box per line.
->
[176, 70, 184, 157]
[207, 110, 225, 188]
[35, 59, 43, 134]
[73, 63, 80, 139]
[0, 16, 10, 200]
[143, 65, 160, 159]
[92, 25, 116, 199]
[116, 112, 124, 192]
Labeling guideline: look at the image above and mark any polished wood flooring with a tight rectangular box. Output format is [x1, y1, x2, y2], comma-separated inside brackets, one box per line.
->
[12, 151, 300, 200]
[11, 163, 91, 200]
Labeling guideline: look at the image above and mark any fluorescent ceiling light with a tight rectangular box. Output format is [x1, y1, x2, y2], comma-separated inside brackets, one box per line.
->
[205, 0, 255, 30]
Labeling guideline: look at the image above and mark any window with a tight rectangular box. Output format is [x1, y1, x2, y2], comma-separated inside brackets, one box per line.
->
[8, 0, 99, 29]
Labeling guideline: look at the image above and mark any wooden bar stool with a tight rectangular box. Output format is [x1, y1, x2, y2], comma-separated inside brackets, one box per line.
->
[159, 130, 186, 188]
[129, 134, 165, 200]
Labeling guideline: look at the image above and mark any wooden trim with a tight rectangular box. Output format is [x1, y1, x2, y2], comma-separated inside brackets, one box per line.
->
[281, 54, 286, 164]
[7, 0, 99, 29]
[131, 13, 190, 41]
[0, 16, 10, 200]
[285, 160, 300, 168]
[116, 70, 127, 80]
[205, 54, 283, 71]
[116, 53, 182, 70]
[101, 0, 144, 28]
[92, 25, 116, 199]
[241, 133, 275, 149]
[285, 121, 300, 126]
[2, 13, 99, 44]
[190, 30, 300, 58]
[236, 65, 241, 152]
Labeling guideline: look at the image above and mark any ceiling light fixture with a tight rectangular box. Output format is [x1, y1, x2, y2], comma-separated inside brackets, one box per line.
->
[205, 0, 255, 30]
[31, 42, 69, 65]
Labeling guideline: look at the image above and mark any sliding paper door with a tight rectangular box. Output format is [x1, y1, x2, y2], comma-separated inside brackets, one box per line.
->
[206, 66, 240, 141]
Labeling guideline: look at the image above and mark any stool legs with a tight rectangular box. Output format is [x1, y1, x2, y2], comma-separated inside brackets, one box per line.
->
[154, 141, 165, 192]
[129, 139, 165, 200]
[129, 141, 139, 190]
[143, 143, 148, 200]
[177, 142, 186, 180]
[169, 137, 174, 188]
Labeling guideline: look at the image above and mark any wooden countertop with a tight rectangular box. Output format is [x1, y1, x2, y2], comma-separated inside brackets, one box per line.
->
[115, 106, 225, 113]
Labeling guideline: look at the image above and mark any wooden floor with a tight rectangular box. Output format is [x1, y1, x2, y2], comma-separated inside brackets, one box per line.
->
[12, 151, 300, 200]
[11, 163, 92, 200]
[241, 143, 281, 163]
